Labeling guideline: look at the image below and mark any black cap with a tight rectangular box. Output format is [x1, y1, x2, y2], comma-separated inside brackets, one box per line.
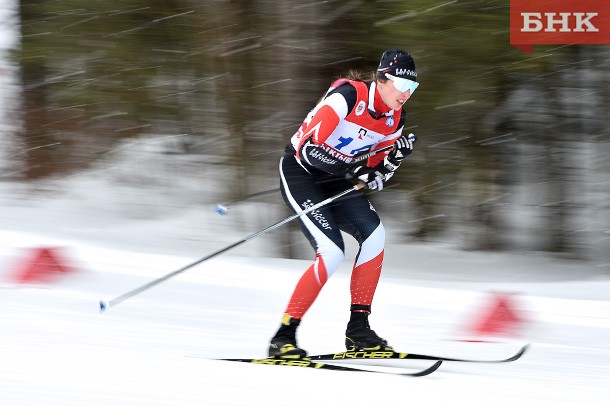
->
[377, 49, 417, 82]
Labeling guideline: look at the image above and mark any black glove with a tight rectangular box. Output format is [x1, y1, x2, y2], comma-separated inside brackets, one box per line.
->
[383, 133, 415, 172]
[347, 166, 386, 190]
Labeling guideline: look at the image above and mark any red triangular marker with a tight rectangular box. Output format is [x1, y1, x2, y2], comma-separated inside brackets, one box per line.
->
[463, 292, 525, 339]
[10, 247, 76, 283]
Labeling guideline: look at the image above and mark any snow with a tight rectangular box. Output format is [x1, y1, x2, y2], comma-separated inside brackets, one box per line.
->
[1, 4, 608, 404]
[1, 167, 609, 406]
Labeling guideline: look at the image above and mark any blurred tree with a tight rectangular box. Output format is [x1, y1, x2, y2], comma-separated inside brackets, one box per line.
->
[12, 0, 609, 263]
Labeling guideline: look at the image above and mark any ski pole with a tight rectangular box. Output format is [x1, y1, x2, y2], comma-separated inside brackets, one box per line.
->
[100, 183, 365, 311]
[213, 143, 397, 215]
[214, 187, 280, 215]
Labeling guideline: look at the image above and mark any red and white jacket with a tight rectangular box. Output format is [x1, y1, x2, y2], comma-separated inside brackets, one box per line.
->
[288, 78, 407, 175]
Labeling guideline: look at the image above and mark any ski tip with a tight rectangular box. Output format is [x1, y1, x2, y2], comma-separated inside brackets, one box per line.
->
[507, 344, 530, 362]
[412, 360, 443, 377]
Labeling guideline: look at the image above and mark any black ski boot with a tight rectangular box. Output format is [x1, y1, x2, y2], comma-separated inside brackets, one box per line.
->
[345, 305, 392, 351]
[268, 314, 308, 358]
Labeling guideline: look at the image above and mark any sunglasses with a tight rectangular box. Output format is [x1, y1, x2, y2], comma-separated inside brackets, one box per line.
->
[385, 73, 419, 95]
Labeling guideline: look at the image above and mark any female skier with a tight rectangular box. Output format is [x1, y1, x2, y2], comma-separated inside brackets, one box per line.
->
[269, 49, 418, 357]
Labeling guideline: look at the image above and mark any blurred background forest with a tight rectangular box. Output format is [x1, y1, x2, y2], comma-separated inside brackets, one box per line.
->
[2, 0, 609, 267]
